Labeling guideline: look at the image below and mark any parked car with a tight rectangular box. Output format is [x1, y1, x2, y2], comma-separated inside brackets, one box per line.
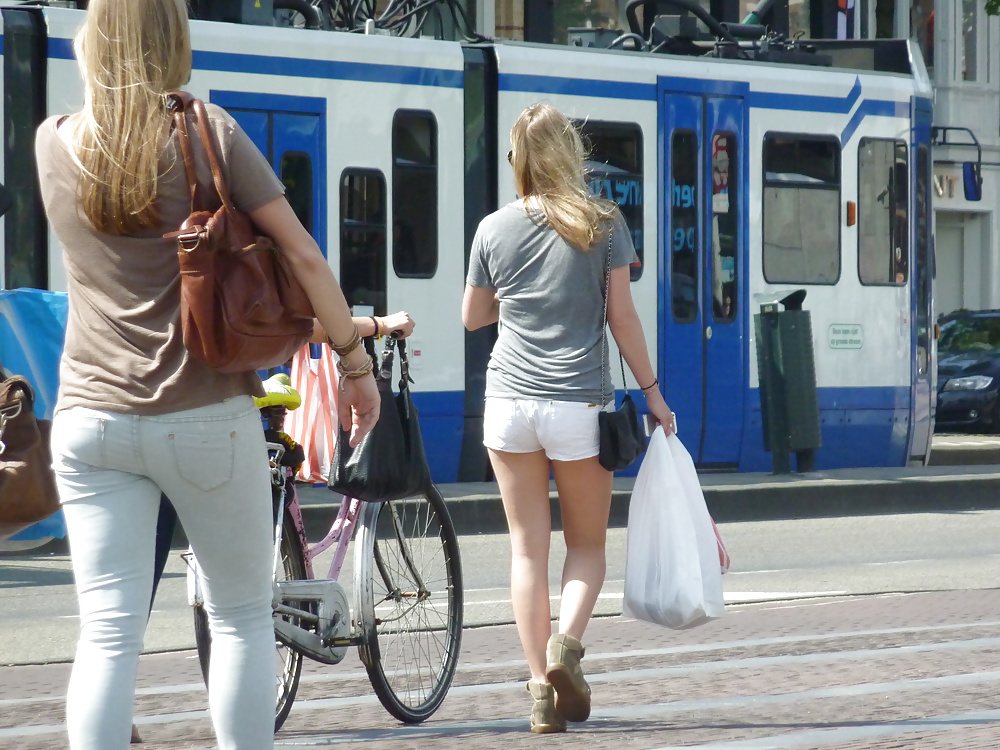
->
[936, 310, 1000, 433]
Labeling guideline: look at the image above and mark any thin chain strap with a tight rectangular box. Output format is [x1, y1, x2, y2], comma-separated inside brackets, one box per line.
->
[600, 227, 628, 403]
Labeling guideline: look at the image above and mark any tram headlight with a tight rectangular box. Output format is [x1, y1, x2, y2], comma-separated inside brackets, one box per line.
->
[943, 375, 995, 391]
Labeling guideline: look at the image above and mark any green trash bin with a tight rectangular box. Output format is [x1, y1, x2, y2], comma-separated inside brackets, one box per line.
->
[754, 289, 822, 474]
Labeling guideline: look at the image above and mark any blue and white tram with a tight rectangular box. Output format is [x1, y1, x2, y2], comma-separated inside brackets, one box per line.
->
[0, 3, 935, 482]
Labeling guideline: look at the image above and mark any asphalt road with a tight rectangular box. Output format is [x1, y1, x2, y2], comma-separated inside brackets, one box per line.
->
[3, 508, 999, 666]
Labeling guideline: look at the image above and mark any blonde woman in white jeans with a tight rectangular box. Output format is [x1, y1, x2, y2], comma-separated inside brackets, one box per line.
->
[463, 103, 675, 733]
[34, 1, 378, 748]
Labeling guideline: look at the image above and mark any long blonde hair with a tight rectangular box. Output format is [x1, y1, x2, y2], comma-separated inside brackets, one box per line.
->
[509, 103, 617, 251]
[73, 0, 192, 234]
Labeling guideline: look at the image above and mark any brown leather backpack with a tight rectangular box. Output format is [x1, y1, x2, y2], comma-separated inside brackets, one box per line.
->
[0, 375, 60, 541]
[165, 93, 314, 373]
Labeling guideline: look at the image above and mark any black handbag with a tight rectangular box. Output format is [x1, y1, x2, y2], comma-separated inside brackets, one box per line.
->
[597, 229, 647, 472]
[328, 336, 431, 502]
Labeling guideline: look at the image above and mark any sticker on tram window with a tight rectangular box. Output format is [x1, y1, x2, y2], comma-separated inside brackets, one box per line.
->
[590, 178, 643, 207]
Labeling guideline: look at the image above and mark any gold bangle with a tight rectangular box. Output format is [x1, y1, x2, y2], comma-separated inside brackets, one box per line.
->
[328, 325, 362, 357]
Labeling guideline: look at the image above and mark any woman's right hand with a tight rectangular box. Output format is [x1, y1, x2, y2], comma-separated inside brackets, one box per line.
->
[644, 389, 677, 437]
[381, 311, 415, 338]
[337, 362, 380, 447]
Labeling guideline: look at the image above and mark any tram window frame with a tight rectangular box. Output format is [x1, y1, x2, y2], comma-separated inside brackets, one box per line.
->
[762, 133, 842, 286]
[857, 138, 908, 286]
[392, 110, 438, 279]
[915, 144, 931, 377]
[340, 168, 388, 315]
[670, 129, 700, 324]
[577, 120, 644, 282]
[710, 131, 738, 323]
[280, 150, 314, 237]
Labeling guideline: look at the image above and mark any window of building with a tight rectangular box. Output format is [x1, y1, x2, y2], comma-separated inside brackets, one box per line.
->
[762, 135, 841, 285]
[875, 0, 895, 38]
[579, 121, 644, 281]
[671, 130, 699, 322]
[392, 111, 438, 278]
[280, 151, 313, 236]
[711, 132, 738, 322]
[340, 169, 387, 315]
[789, 0, 810, 38]
[858, 138, 908, 285]
[962, 0, 978, 81]
[909, 0, 934, 71]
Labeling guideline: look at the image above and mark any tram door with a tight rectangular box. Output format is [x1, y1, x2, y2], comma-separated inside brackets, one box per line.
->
[660, 92, 745, 467]
[216, 97, 327, 255]
[908, 98, 934, 463]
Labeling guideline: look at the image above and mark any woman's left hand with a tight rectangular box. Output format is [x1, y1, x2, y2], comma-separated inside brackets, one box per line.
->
[338, 371, 380, 447]
[644, 389, 677, 437]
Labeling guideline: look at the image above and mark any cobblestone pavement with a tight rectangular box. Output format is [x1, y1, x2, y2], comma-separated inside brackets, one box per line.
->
[2, 589, 1000, 749]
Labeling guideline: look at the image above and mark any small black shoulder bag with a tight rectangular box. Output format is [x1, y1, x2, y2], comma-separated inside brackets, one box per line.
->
[597, 228, 648, 472]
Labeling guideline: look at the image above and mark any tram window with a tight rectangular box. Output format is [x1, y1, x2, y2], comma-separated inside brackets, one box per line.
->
[392, 111, 437, 278]
[711, 132, 738, 322]
[763, 135, 841, 285]
[671, 130, 699, 323]
[858, 138, 908, 285]
[280, 151, 313, 236]
[340, 169, 387, 315]
[578, 121, 644, 281]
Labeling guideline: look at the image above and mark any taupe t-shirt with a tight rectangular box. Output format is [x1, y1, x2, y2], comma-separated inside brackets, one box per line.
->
[35, 103, 285, 415]
[466, 201, 637, 404]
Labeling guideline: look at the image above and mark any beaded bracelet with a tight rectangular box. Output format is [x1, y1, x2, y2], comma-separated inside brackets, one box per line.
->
[640, 378, 659, 393]
[328, 325, 362, 357]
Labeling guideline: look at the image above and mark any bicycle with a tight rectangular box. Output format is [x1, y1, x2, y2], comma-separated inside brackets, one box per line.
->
[184, 369, 464, 730]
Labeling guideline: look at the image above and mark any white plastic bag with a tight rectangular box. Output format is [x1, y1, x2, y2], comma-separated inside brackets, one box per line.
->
[623, 427, 725, 629]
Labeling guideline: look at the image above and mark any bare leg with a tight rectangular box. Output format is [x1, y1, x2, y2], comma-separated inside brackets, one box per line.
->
[551, 456, 613, 641]
[489, 448, 553, 681]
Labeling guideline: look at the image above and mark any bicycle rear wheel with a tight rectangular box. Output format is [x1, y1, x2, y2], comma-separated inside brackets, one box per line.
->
[355, 485, 463, 723]
[191, 508, 306, 731]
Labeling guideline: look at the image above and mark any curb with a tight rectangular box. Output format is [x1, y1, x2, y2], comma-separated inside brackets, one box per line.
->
[293, 468, 1000, 540]
[12, 445, 998, 556]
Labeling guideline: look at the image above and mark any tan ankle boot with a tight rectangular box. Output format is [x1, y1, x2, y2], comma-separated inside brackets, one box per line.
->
[545, 633, 591, 722]
[527, 680, 566, 733]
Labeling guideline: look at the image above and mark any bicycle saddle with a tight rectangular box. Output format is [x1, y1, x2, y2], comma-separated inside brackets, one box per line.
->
[254, 373, 302, 410]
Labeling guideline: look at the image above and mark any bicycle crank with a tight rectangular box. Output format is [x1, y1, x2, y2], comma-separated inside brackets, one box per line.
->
[273, 579, 351, 665]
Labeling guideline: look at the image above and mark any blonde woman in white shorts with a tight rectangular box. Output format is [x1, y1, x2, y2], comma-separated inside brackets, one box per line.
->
[463, 103, 675, 734]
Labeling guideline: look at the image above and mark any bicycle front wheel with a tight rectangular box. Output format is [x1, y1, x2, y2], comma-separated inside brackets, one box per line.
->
[191, 508, 306, 732]
[355, 485, 463, 723]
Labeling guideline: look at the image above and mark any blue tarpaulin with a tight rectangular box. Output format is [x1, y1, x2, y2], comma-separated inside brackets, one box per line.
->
[0, 289, 68, 541]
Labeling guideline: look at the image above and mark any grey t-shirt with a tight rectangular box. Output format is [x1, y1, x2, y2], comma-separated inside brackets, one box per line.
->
[466, 201, 637, 404]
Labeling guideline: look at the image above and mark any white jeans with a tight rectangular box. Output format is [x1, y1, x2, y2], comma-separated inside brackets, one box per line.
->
[52, 396, 275, 750]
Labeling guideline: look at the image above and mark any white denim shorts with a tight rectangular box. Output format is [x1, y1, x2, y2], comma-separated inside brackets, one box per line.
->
[483, 396, 610, 462]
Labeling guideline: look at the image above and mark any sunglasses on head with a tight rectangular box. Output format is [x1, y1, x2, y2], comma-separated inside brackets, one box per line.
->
[507, 149, 513, 163]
